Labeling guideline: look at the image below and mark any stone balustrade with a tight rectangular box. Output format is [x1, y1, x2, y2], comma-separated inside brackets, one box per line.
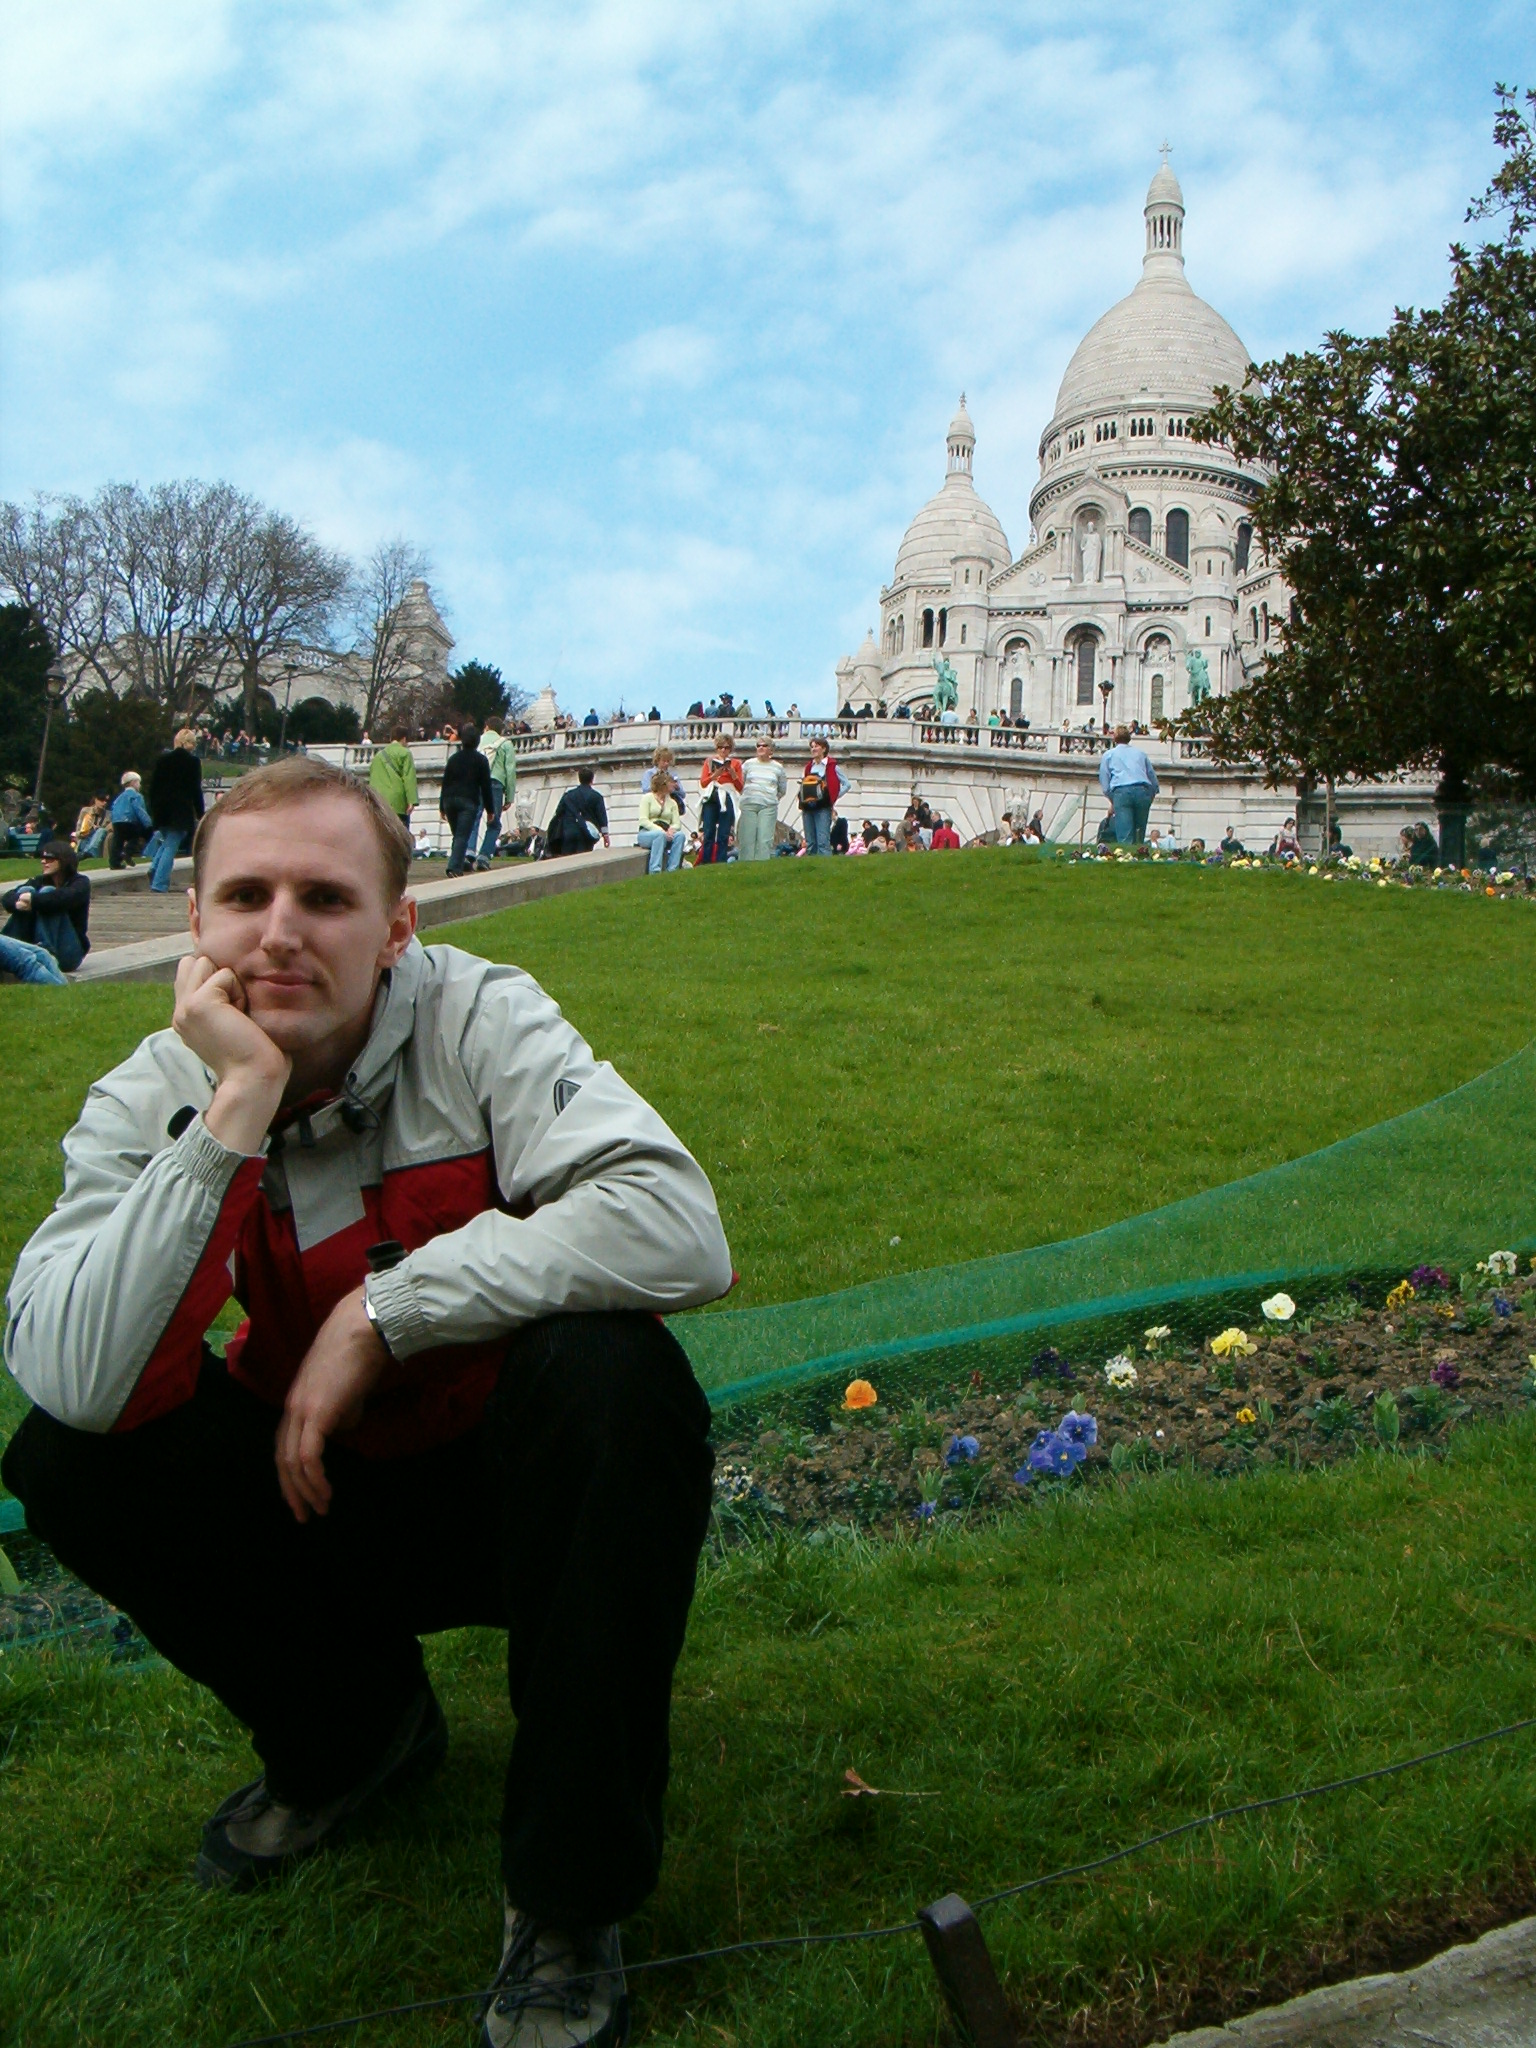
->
[311, 720, 1435, 861]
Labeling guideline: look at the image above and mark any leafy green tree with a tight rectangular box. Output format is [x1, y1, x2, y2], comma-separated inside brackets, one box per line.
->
[1193, 87, 1536, 859]
[449, 660, 512, 728]
[0, 604, 51, 800]
[44, 693, 173, 827]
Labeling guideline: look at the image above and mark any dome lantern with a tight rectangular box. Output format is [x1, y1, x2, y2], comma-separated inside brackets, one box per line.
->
[1144, 144, 1185, 275]
[946, 395, 975, 475]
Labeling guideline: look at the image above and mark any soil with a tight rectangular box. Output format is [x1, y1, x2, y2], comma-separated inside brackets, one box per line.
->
[710, 1272, 1536, 1538]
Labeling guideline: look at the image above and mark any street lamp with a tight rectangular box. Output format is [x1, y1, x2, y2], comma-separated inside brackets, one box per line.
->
[32, 660, 66, 812]
[277, 661, 298, 753]
[1099, 679, 1113, 734]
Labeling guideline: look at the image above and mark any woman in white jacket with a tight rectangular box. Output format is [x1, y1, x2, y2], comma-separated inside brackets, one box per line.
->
[736, 738, 786, 861]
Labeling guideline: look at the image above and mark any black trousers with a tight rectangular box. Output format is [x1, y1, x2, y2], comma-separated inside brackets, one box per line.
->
[2, 1311, 714, 1928]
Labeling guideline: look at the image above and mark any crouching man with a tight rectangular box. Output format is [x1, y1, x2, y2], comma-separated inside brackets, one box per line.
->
[2, 755, 733, 2048]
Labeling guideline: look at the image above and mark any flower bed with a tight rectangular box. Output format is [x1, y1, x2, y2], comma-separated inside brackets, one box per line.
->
[711, 1260, 1536, 1538]
[1071, 845, 1535, 898]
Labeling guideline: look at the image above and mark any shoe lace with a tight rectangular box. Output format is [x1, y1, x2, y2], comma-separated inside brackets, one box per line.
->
[486, 1922, 601, 2023]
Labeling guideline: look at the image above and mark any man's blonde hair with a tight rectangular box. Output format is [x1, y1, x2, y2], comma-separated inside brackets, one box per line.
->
[192, 756, 413, 903]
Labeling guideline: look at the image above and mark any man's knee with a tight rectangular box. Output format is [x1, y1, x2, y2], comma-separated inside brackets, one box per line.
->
[1, 1405, 111, 1547]
[489, 1311, 712, 1455]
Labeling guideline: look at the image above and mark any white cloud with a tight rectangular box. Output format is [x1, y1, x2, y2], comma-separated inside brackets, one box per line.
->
[0, 0, 1522, 713]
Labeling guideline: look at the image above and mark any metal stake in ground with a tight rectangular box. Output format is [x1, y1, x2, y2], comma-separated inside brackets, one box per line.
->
[918, 1893, 1020, 2048]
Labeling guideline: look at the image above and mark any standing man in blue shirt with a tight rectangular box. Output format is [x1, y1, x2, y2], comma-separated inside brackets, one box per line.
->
[1098, 725, 1160, 846]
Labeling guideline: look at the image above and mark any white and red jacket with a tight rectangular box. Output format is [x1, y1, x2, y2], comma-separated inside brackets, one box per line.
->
[5, 941, 733, 1455]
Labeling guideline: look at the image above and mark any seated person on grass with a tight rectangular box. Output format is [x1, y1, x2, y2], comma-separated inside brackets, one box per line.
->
[0, 838, 91, 983]
[2, 755, 732, 2048]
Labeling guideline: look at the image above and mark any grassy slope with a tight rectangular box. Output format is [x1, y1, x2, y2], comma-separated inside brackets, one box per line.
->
[4, 857, 1536, 1432]
[4, 1424, 1535, 2046]
[4, 859, 1536, 2045]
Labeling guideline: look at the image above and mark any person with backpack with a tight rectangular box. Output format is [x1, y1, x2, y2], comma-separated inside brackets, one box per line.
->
[797, 736, 841, 855]
[475, 721, 519, 869]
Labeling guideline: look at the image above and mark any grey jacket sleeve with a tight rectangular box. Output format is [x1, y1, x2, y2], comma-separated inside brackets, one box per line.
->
[364, 970, 732, 1358]
[4, 1037, 258, 1430]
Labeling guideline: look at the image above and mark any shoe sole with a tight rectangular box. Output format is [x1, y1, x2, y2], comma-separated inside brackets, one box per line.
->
[195, 1696, 448, 1891]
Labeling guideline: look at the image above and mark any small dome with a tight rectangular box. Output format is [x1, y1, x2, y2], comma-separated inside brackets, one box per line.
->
[893, 474, 1011, 585]
[1146, 161, 1183, 209]
[947, 394, 975, 443]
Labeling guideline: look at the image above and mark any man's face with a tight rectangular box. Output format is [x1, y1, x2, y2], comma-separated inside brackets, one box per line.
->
[189, 794, 415, 1056]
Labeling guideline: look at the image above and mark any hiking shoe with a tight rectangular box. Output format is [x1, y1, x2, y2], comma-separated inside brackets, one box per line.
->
[195, 1683, 447, 1891]
[480, 1900, 628, 2047]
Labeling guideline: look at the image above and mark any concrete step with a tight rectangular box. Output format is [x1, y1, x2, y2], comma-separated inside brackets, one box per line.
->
[72, 847, 649, 984]
[1155, 1915, 1536, 2048]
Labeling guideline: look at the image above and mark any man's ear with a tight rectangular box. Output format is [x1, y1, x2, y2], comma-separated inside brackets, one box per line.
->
[379, 893, 417, 968]
[187, 888, 201, 944]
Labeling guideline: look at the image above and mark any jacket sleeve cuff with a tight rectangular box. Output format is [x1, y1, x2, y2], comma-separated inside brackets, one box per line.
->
[364, 1264, 434, 1360]
[174, 1114, 262, 1195]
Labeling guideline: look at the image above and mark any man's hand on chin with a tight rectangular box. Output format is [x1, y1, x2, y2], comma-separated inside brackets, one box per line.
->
[276, 1288, 389, 1522]
[172, 953, 291, 1154]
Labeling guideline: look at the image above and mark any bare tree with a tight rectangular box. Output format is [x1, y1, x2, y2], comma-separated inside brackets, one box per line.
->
[0, 494, 120, 691]
[221, 502, 351, 732]
[94, 481, 252, 713]
[353, 539, 432, 731]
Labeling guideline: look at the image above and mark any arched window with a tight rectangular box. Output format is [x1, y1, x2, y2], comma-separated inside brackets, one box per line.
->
[1072, 634, 1098, 706]
[938, 608, 948, 647]
[1010, 675, 1024, 719]
[921, 609, 935, 648]
[1250, 606, 1259, 639]
[1261, 601, 1270, 642]
[1235, 521, 1252, 574]
[1149, 675, 1164, 721]
[1165, 508, 1190, 567]
[959, 623, 967, 645]
[1128, 507, 1151, 547]
[896, 614, 905, 653]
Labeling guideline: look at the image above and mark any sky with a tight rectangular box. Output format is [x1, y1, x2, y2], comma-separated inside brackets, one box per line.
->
[1, 1, 1528, 717]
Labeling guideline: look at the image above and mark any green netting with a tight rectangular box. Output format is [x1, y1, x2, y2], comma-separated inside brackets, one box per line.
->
[671, 1041, 1536, 1420]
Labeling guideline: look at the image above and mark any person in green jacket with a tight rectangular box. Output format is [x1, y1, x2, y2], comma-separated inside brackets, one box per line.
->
[368, 728, 418, 828]
[476, 719, 518, 870]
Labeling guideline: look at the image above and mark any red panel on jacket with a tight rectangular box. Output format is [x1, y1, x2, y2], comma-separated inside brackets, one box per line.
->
[220, 1150, 506, 1457]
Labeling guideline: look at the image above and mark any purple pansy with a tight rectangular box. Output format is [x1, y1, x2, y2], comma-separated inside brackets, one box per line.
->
[945, 1434, 982, 1466]
[1409, 1265, 1454, 1292]
[1432, 1359, 1461, 1388]
[1494, 1297, 1514, 1317]
[1058, 1410, 1098, 1449]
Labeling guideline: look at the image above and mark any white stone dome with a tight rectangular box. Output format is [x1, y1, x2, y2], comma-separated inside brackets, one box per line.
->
[1048, 162, 1250, 427]
[1052, 274, 1250, 421]
[893, 474, 1011, 584]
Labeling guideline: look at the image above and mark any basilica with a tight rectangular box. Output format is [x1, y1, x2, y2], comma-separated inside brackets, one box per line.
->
[835, 159, 1290, 727]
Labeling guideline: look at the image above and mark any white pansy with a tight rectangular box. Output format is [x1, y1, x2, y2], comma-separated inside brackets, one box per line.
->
[1261, 1292, 1296, 1322]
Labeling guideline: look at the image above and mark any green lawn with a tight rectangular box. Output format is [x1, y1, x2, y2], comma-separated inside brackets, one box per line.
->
[5, 1425, 1536, 2046]
[3, 856, 1536, 2046]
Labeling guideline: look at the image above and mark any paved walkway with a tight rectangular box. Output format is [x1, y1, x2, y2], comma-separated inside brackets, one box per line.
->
[1156, 1916, 1536, 2047]
[72, 848, 648, 983]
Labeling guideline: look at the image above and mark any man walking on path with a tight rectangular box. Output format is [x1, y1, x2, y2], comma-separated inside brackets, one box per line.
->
[368, 728, 418, 831]
[1097, 724, 1159, 845]
[440, 724, 495, 877]
[477, 720, 518, 869]
[109, 770, 154, 867]
[2, 756, 732, 2048]
[148, 729, 206, 891]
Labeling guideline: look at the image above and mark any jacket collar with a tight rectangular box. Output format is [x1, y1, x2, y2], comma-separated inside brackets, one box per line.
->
[345, 938, 425, 1107]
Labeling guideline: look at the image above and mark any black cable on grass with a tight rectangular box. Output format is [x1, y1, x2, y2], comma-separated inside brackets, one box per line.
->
[226, 1714, 1536, 2047]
